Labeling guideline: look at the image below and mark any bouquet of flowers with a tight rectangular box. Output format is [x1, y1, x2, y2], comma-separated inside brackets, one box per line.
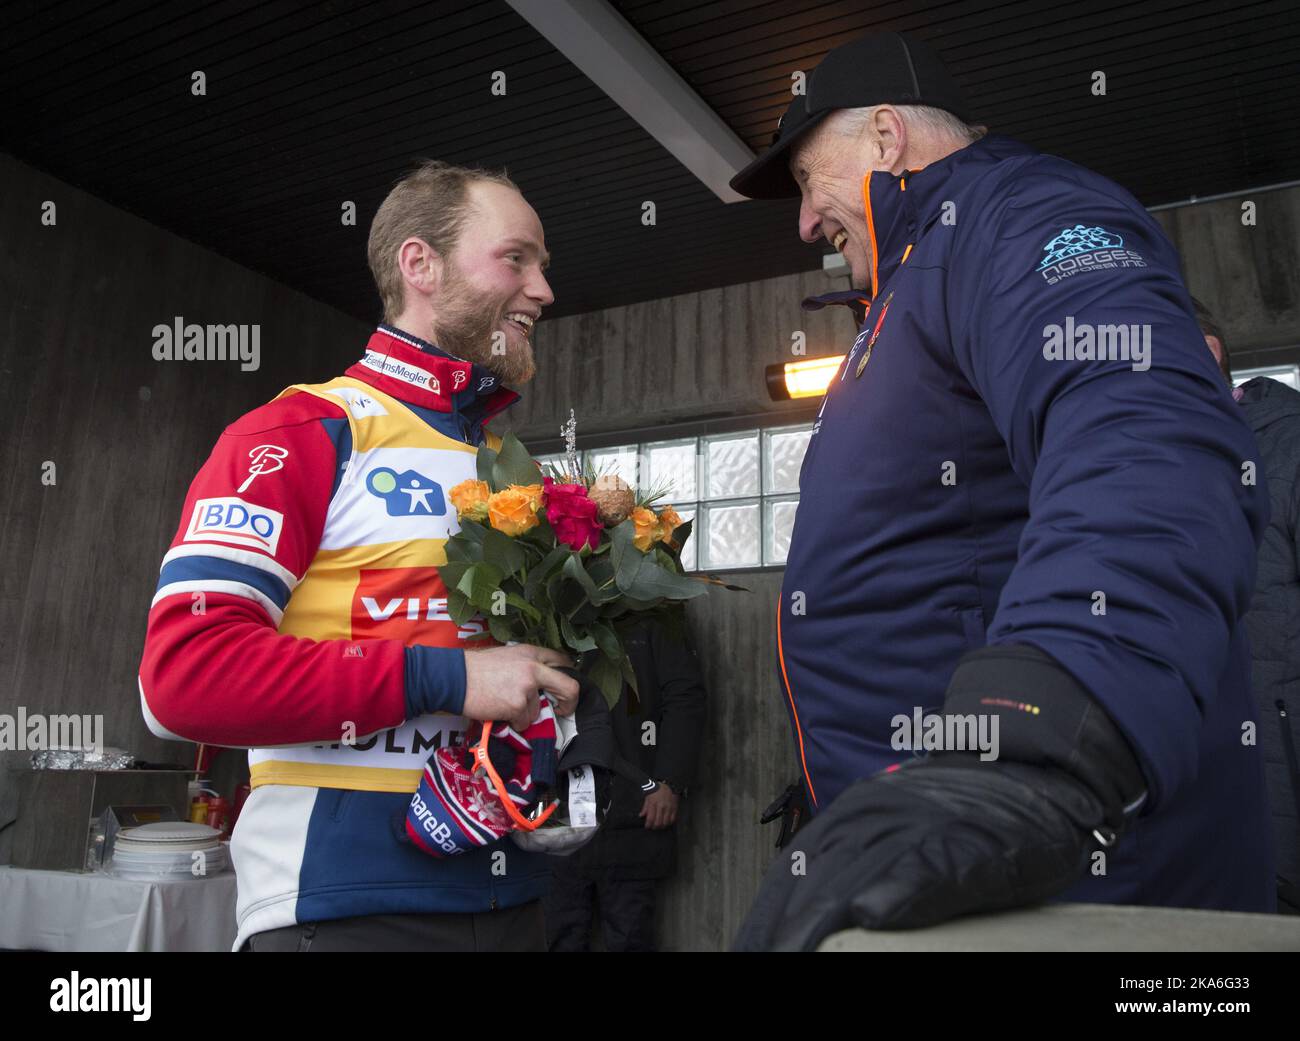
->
[439, 415, 740, 708]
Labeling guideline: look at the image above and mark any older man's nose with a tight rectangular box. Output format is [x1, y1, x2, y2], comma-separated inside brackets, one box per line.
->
[798, 198, 822, 244]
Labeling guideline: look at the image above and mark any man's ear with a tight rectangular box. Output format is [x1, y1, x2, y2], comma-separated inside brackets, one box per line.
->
[397, 237, 442, 299]
[870, 105, 907, 171]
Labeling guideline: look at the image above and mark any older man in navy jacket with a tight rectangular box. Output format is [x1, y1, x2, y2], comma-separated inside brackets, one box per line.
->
[731, 32, 1274, 950]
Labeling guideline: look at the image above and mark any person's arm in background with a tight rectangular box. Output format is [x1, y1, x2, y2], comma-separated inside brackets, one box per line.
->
[735, 170, 1266, 950]
[641, 616, 708, 829]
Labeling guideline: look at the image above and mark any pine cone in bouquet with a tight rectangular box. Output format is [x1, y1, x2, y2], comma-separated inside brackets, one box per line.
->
[588, 474, 636, 526]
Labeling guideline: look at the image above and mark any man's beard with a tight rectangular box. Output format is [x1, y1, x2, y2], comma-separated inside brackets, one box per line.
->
[431, 261, 536, 385]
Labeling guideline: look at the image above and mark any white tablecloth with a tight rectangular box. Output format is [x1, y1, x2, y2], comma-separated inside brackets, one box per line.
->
[0, 864, 237, 951]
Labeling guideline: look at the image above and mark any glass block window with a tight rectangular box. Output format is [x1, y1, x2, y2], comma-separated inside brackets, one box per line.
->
[646, 439, 697, 501]
[765, 427, 812, 494]
[704, 432, 759, 499]
[584, 444, 639, 485]
[533, 421, 813, 570]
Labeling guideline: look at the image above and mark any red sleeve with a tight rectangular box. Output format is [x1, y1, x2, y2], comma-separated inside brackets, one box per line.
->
[138, 390, 409, 747]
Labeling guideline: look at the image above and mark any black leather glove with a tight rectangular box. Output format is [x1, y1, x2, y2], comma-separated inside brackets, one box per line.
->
[734, 644, 1148, 951]
[760, 776, 810, 849]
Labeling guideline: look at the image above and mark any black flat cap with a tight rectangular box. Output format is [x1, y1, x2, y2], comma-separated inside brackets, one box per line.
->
[730, 31, 970, 200]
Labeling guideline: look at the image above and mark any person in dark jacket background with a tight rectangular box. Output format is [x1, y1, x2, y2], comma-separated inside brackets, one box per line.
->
[544, 615, 707, 950]
[728, 32, 1272, 950]
[1197, 297, 1300, 913]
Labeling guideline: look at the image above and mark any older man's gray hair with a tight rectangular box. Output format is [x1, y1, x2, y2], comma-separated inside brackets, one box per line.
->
[831, 104, 987, 146]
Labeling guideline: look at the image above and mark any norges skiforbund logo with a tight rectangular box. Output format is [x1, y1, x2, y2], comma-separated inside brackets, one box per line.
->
[1037, 223, 1146, 285]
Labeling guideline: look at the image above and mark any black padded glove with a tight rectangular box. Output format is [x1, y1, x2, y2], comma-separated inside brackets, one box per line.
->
[760, 776, 811, 850]
[733, 643, 1148, 951]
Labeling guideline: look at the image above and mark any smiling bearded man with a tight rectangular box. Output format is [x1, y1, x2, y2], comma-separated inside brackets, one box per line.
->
[367, 164, 547, 386]
[138, 160, 586, 953]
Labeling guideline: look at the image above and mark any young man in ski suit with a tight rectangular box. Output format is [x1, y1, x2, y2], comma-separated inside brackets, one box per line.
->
[139, 161, 580, 952]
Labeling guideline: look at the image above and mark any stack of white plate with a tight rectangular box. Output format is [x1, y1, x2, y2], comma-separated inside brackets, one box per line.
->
[107, 822, 229, 880]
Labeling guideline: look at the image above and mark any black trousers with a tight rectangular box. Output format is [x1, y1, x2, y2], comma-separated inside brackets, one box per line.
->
[243, 900, 546, 952]
[543, 857, 658, 952]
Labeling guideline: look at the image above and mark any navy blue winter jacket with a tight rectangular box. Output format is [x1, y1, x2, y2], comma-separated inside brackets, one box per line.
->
[778, 134, 1275, 911]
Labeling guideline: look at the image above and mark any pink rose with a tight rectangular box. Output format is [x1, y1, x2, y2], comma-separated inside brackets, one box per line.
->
[543, 477, 603, 551]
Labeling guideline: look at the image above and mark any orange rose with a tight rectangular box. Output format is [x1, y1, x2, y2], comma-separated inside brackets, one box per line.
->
[657, 505, 683, 543]
[510, 483, 544, 510]
[488, 487, 540, 536]
[449, 479, 491, 522]
[631, 506, 661, 552]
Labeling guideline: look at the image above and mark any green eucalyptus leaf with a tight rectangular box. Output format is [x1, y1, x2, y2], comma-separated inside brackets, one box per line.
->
[456, 517, 489, 545]
[457, 561, 504, 611]
[587, 652, 624, 711]
[625, 559, 708, 601]
[570, 601, 599, 626]
[505, 592, 542, 622]
[487, 612, 516, 645]
[482, 527, 528, 576]
[437, 561, 472, 592]
[611, 520, 645, 593]
[443, 536, 479, 564]
[492, 433, 546, 489]
[610, 518, 635, 570]
[526, 545, 572, 601]
[589, 620, 621, 661]
[562, 553, 599, 600]
[548, 570, 586, 618]
[607, 593, 664, 616]
[586, 558, 621, 604]
[447, 587, 476, 626]
[560, 615, 597, 653]
[476, 446, 499, 486]
[520, 515, 557, 550]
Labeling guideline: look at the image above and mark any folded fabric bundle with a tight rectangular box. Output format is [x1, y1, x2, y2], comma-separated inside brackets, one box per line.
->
[405, 697, 558, 858]
[512, 672, 618, 855]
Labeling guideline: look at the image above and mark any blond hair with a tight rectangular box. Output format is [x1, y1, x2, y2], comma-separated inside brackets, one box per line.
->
[367, 159, 518, 321]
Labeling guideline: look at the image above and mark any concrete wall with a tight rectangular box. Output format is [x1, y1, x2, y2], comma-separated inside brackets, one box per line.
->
[1155, 184, 1300, 370]
[499, 268, 854, 444]
[0, 153, 370, 801]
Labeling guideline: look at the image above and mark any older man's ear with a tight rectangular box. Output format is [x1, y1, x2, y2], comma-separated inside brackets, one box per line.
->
[865, 104, 908, 171]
